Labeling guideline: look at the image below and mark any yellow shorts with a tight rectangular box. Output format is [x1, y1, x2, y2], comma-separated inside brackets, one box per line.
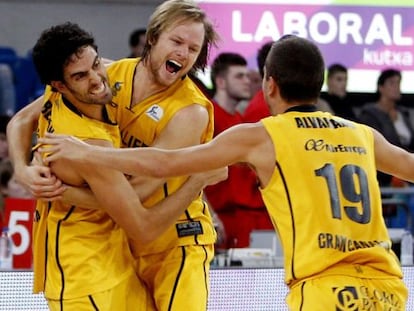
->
[287, 274, 408, 311]
[136, 244, 214, 311]
[47, 272, 150, 311]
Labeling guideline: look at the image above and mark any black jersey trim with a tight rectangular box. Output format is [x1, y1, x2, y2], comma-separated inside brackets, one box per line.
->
[61, 96, 82, 117]
[285, 105, 317, 113]
[299, 281, 306, 310]
[43, 202, 52, 295]
[168, 246, 186, 311]
[57, 205, 76, 303]
[275, 161, 297, 280]
[88, 295, 99, 310]
[61, 96, 115, 125]
[202, 245, 209, 308]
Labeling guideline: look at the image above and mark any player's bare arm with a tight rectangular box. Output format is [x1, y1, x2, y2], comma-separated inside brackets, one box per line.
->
[118, 103, 210, 194]
[78, 160, 227, 244]
[49, 136, 227, 243]
[373, 127, 414, 182]
[39, 122, 273, 185]
[60, 176, 159, 209]
[7, 95, 65, 200]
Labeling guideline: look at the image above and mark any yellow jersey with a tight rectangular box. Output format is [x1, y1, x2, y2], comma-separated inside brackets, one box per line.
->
[260, 106, 402, 287]
[33, 87, 135, 299]
[107, 58, 216, 255]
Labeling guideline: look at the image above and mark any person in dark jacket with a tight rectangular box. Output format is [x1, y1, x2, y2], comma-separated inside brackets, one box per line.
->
[359, 68, 414, 186]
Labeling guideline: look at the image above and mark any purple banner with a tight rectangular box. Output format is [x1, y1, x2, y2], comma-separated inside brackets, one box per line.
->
[199, 3, 414, 70]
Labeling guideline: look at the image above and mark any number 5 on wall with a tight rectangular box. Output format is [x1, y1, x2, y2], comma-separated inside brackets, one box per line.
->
[3, 198, 36, 269]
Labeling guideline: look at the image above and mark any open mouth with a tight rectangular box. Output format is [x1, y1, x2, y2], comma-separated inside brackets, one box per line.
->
[90, 82, 106, 95]
[166, 60, 182, 74]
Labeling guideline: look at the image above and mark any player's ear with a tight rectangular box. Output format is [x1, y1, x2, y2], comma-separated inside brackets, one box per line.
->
[263, 76, 277, 98]
[50, 80, 66, 93]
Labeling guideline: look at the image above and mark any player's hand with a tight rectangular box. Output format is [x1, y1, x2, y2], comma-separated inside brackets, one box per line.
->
[37, 133, 90, 164]
[15, 161, 65, 201]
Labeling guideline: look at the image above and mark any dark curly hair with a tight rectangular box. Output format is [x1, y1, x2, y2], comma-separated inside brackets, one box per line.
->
[32, 22, 97, 85]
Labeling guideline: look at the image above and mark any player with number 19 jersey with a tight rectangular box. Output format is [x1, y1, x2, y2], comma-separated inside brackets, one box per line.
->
[260, 106, 402, 288]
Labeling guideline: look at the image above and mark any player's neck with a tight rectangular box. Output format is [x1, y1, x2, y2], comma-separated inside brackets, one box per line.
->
[62, 96, 105, 121]
[132, 62, 168, 107]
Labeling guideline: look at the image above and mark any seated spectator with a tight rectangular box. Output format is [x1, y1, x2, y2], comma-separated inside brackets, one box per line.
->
[127, 28, 146, 58]
[0, 64, 16, 116]
[248, 69, 261, 97]
[0, 158, 12, 225]
[243, 41, 273, 122]
[359, 68, 414, 186]
[0, 115, 10, 161]
[236, 69, 262, 114]
[204, 52, 272, 249]
[0, 132, 8, 162]
[19, 51, 45, 111]
[318, 63, 358, 121]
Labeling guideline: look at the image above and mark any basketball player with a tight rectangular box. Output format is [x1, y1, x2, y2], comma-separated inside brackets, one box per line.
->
[41, 35, 409, 310]
[100, 2, 220, 309]
[8, 1, 221, 310]
[9, 22, 225, 310]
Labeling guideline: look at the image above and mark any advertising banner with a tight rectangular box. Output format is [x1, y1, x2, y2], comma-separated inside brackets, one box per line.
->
[197, 0, 414, 92]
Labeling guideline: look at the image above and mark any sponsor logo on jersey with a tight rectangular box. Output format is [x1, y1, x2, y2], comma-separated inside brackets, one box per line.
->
[176, 221, 203, 237]
[333, 286, 359, 311]
[111, 81, 123, 96]
[318, 232, 390, 252]
[146, 105, 164, 122]
[333, 285, 403, 310]
[305, 139, 367, 155]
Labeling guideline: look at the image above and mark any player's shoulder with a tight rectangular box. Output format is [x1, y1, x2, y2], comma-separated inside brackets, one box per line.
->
[107, 57, 139, 72]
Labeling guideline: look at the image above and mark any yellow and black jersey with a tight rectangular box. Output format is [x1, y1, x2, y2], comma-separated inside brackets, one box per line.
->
[33, 87, 135, 299]
[107, 58, 216, 255]
[260, 105, 402, 287]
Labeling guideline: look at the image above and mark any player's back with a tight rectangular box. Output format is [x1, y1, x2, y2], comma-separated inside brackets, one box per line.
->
[260, 107, 402, 287]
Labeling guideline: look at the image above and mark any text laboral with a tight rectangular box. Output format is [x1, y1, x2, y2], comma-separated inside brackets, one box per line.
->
[232, 10, 413, 66]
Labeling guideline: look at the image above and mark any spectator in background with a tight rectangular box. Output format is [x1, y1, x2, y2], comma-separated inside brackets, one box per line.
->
[0, 64, 16, 116]
[0, 115, 10, 161]
[0, 114, 29, 201]
[128, 28, 146, 58]
[204, 52, 273, 249]
[243, 41, 273, 123]
[317, 63, 358, 121]
[247, 69, 262, 98]
[359, 68, 414, 187]
[235, 68, 262, 114]
[0, 133, 7, 161]
[0, 158, 12, 225]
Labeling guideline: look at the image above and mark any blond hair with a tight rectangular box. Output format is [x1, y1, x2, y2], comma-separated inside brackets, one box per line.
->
[142, 0, 219, 72]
